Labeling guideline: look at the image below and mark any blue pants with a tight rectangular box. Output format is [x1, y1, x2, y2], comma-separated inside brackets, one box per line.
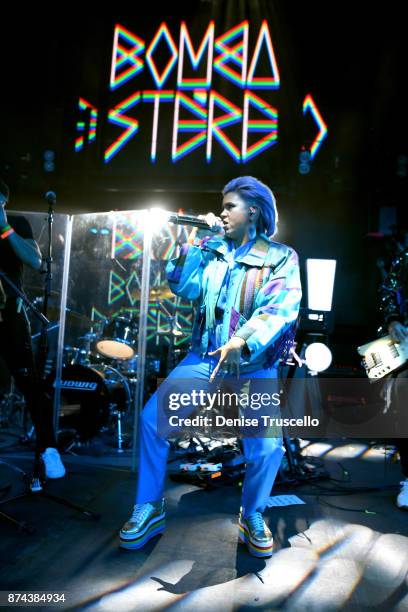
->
[135, 352, 284, 517]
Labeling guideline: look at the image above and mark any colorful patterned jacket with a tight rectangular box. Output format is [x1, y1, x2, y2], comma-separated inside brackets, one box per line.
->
[378, 249, 408, 328]
[166, 233, 302, 371]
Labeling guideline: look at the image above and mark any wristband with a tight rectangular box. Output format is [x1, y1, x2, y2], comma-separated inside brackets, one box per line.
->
[1, 224, 14, 240]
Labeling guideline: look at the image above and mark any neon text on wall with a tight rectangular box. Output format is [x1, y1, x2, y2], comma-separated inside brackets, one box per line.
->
[75, 21, 327, 164]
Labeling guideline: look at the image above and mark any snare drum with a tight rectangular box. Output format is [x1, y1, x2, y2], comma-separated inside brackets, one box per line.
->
[95, 317, 137, 360]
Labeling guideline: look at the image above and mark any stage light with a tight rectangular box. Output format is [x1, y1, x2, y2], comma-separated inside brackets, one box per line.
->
[306, 259, 336, 312]
[305, 342, 332, 373]
[147, 207, 171, 234]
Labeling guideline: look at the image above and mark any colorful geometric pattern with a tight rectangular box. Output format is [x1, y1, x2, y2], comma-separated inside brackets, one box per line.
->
[126, 270, 142, 306]
[75, 21, 328, 165]
[213, 21, 249, 88]
[104, 92, 141, 163]
[146, 22, 178, 88]
[75, 98, 98, 152]
[172, 92, 208, 161]
[177, 21, 214, 89]
[152, 223, 189, 260]
[143, 90, 175, 161]
[108, 271, 126, 305]
[112, 212, 144, 259]
[246, 20, 280, 89]
[206, 91, 242, 162]
[242, 91, 278, 162]
[302, 94, 328, 160]
[110, 24, 145, 90]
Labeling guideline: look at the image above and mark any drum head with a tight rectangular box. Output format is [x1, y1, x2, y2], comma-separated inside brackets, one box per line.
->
[96, 339, 134, 360]
[95, 317, 136, 359]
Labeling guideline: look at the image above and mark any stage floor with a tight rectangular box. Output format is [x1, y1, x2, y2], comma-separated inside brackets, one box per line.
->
[0, 441, 407, 611]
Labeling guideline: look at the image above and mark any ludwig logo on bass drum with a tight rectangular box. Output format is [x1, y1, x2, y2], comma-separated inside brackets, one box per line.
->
[60, 380, 98, 391]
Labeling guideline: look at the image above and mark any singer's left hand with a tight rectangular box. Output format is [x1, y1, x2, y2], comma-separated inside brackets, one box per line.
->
[208, 337, 246, 381]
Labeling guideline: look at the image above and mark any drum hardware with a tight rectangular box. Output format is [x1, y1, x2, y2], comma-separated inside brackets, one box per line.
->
[63, 346, 91, 366]
[109, 404, 124, 453]
[119, 355, 138, 377]
[0, 381, 25, 431]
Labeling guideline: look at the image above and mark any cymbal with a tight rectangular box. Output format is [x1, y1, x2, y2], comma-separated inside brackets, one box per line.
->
[127, 285, 175, 301]
[150, 286, 175, 300]
[156, 328, 185, 337]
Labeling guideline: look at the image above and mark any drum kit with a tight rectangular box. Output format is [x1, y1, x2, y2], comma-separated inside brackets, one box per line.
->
[55, 288, 187, 452]
[56, 315, 138, 453]
[0, 286, 188, 453]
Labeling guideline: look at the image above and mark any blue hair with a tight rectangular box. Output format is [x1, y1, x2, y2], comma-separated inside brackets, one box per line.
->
[222, 176, 278, 237]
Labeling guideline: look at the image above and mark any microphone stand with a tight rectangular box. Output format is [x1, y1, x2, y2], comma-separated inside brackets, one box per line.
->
[30, 194, 55, 488]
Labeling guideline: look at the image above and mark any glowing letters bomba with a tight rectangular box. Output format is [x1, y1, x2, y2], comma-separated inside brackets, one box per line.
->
[75, 21, 327, 164]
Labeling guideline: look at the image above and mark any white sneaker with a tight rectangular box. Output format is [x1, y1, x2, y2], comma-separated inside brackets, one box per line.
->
[396, 479, 408, 509]
[41, 447, 66, 479]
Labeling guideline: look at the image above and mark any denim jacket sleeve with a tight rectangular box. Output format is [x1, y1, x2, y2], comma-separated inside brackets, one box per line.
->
[165, 243, 204, 300]
[233, 248, 302, 364]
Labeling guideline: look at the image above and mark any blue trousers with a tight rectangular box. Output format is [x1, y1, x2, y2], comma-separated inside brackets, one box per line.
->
[135, 352, 284, 517]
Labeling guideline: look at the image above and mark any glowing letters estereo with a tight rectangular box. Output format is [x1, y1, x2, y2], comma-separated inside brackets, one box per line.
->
[75, 21, 327, 164]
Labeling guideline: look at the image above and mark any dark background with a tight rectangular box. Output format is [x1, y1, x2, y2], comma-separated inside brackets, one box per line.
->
[0, 1, 405, 352]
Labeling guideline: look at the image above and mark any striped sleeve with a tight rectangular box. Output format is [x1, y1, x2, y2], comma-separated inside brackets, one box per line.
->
[234, 248, 302, 364]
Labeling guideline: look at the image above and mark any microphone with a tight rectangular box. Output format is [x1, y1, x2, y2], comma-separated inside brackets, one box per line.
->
[44, 191, 56, 205]
[168, 213, 222, 233]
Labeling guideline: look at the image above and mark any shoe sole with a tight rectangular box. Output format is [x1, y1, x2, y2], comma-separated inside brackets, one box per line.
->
[119, 513, 166, 550]
[238, 521, 273, 558]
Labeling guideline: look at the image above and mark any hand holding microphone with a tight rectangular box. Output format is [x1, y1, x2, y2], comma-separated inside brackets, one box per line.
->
[187, 213, 224, 244]
[198, 213, 224, 233]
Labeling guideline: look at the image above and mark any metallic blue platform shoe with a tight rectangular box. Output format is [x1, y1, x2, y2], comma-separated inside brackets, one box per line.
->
[119, 499, 166, 550]
[238, 509, 273, 558]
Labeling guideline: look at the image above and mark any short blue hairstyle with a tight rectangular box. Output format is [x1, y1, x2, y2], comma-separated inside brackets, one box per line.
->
[222, 176, 278, 237]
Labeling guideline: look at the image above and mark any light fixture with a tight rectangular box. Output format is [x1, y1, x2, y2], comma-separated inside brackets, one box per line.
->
[304, 342, 332, 373]
[306, 259, 336, 312]
[148, 207, 171, 234]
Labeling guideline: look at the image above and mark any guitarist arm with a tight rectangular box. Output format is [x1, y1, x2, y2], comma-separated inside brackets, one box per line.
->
[389, 321, 408, 343]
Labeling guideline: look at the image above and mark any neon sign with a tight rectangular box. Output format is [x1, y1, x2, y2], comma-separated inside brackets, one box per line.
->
[76, 21, 327, 165]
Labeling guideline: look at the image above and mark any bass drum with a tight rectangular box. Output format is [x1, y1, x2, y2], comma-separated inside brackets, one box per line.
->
[49, 364, 131, 440]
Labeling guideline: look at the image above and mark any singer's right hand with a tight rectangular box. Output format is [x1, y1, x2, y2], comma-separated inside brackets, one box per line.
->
[188, 213, 224, 243]
[198, 213, 224, 233]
